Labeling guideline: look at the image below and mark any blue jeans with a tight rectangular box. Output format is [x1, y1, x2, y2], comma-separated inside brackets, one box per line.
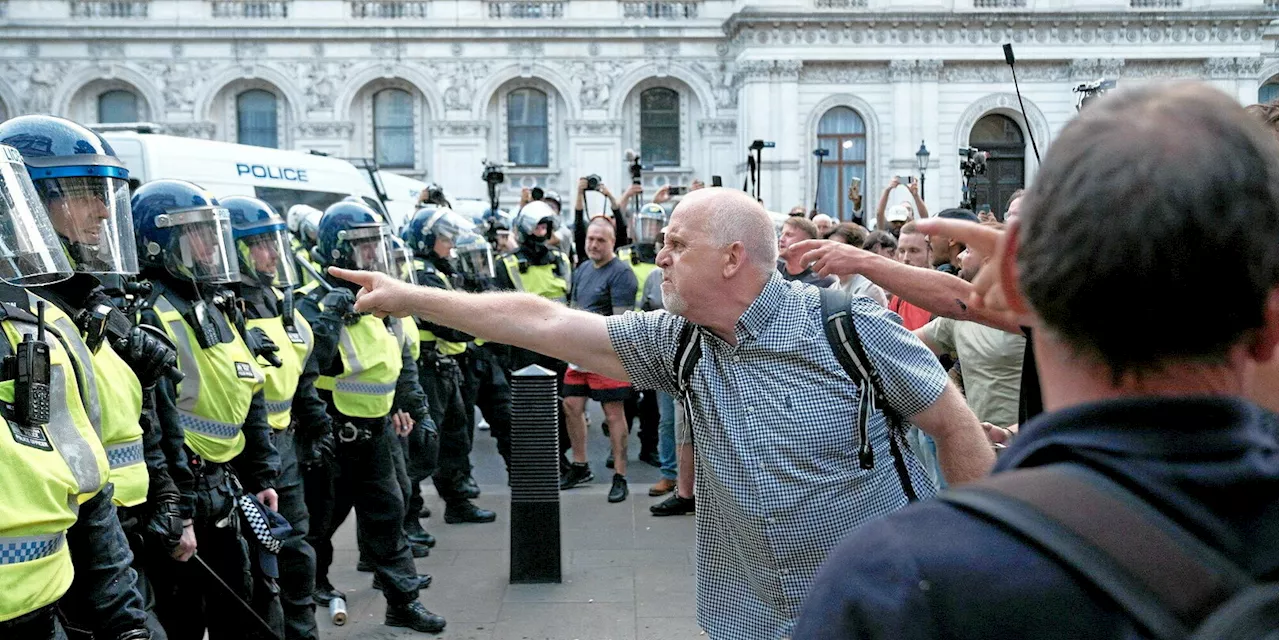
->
[657, 391, 677, 481]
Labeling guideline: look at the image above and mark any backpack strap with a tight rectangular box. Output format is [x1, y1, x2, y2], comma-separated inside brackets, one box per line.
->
[819, 287, 919, 502]
[939, 463, 1257, 640]
[672, 320, 702, 433]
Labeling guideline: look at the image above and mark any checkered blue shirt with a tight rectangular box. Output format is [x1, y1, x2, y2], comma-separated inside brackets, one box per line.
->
[607, 273, 948, 640]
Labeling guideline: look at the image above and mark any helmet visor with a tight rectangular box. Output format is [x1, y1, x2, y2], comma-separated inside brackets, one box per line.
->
[238, 227, 299, 289]
[634, 213, 666, 246]
[158, 207, 240, 284]
[35, 175, 138, 275]
[0, 149, 73, 285]
[341, 224, 396, 277]
[392, 245, 417, 285]
[454, 232, 494, 279]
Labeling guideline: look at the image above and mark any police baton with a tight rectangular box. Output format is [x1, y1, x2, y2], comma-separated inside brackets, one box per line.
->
[294, 255, 335, 293]
[191, 553, 283, 640]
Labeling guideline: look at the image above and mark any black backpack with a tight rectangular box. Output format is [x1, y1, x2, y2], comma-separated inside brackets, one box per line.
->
[940, 463, 1278, 640]
[672, 287, 921, 501]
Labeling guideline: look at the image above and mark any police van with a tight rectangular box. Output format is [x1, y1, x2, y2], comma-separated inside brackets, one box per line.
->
[366, 169, 427, 231]
[100, 129, 384, 218]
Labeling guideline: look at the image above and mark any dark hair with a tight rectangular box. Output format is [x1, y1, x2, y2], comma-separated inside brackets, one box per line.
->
[937, 208, 980, 223]
[782, 216, 820, 240]
[826, 222, 868, 247]
[1245, 100, 1279, 135]
[863, 230, 897, 252]
[1019, 82, 1279, 379]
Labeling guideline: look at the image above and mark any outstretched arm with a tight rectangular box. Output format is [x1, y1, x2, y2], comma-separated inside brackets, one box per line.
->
[330, 267, 629, 382]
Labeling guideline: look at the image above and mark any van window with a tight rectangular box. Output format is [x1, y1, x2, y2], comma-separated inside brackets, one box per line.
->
[254, 187, 348, 216]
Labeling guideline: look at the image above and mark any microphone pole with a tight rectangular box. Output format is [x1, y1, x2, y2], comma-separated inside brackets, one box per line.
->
[1003, 44, 1041, 164]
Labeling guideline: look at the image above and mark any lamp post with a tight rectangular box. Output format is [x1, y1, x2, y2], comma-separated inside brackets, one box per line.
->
[916, 141, 931, 197]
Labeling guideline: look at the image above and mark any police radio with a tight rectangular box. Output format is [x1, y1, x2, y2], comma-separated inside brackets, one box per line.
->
[6, 302, 52, 426]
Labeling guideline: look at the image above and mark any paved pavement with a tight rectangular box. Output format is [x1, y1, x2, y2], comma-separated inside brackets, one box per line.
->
[318, 407, 701, 640]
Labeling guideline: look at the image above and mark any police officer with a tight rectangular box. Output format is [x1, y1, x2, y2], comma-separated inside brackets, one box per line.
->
[288, 206, 323, 289]
[132, 179, 282, 640]
[0, 141, 152, 640]
[402, 207, 497, 524]
[0, 115, 185, 640]
[494, 201, 574, 470]
[225, 196, 335, 640]
[615, 203, 667, 467]
[297, 201, 445, 633]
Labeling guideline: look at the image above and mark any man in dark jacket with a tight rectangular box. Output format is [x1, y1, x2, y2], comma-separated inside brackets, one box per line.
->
[794, 82, 1278, 640]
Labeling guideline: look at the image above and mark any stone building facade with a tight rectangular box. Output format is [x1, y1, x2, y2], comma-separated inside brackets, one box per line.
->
[1, 0, 1276, 217]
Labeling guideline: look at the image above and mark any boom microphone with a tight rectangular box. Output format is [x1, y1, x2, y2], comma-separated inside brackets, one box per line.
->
[1002, 44, 1042, 164]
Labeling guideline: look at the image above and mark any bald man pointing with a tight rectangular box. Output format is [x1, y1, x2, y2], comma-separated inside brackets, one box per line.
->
[331, 187, 993, 639]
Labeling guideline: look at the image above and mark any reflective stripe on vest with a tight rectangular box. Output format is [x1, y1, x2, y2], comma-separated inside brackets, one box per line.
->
[412, 266, 466, 357]
[315, 313, 401, 419]
[153, 295, 263, 463]
[245, 296, 314, 431]
[0, 313, 108, 622]
[28, 293, 149, 507]
[502, 255, 569, 303]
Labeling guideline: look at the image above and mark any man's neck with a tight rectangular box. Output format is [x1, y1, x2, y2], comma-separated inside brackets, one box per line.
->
[696, 274, 771, 348]
[1035, 332, 1248, 412]
[591, 256, 612, 269]
[783, 255, 809, 276]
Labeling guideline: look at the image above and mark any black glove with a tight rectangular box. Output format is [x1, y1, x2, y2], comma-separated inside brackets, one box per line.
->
[299, 431, 336, 471]
[419, 414, 438, 438]
[142, 501, 185, 555]
[113, 325, 183, 389]
[320, 288, 359, 325]
[245, 326, 282, 368]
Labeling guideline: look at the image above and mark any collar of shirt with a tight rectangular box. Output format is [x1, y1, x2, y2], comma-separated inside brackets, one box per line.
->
[997, 396, 1276, 472]
[726, 271, 789, 346]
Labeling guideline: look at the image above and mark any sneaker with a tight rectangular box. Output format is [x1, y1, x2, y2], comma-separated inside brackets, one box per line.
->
[385, 601, 446, 633]
[650, 494, 695, 517]
[559, 462, 593, 490]
[649, 477, 676, 497]
[607, 474, 629, 503]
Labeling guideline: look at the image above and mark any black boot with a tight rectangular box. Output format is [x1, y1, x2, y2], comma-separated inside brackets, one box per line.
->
[406, 519, 437, 548]
[373, 573, 432, 591]
[313, 581, 342, 606]
[356, 559, 375, 573]
[385, 601, 446, 633]
[443, 499, 496, 524]
[418, 506, 432, 519]
[453, 474, 481, 500]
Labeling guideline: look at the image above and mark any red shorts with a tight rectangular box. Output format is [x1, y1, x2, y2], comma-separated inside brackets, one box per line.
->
[562, 368, 633, 402]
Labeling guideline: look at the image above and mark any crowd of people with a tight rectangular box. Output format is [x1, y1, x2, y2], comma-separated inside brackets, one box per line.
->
[0, 80, 1274, 640]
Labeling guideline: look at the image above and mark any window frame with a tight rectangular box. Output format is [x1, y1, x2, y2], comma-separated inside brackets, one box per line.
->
[505, 86, 550, 168]
[97, 89, 140, 124]
[373, 87, 416, 169]
[236, 88, 280, 149]
[639, 87, 681, 167]
[815, 106, 868, 222]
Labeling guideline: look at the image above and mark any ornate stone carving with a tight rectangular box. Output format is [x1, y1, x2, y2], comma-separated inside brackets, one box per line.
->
[1122, 59, 1203, 78]
[568, 60, 625, 110]
[799, 62, 890, 84]
[691, 59, 737, 110]
[917, 59, 943, 81]
[138, 59, 221, 112]
[1204, 57, 1237, 79]
[311, 43, 324, 58]
[565, 119, 622, 136]
[737, 60, 775, 82]
[296, 120, 355, 138]
[697, 119, 736, 136]
[26, 44, 39, 58]
[888, 59, 916, 81]
[431, 120, 490, 137]
[773, 60, 802, 80]
[293, 60, 355, 112]
[3, 60, 71, 113]
[588, 42, 601, 57]
[440, 61, 489, 111]
[164, 121, 217, 139]
[1098, 58, 1125, 79]
[1235, 56, 1267, 77]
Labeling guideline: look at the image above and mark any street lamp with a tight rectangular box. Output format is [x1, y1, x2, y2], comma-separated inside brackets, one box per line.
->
[916, 141, 930, 195]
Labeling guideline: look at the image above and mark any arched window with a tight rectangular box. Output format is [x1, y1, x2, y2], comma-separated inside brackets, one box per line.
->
[968, 114, 1025, 219]
[816, 106, 866, 222]
[640, 88, 680, 167]
[374, 89, 415, 169]
[237, 90, 278, 148]
[507, 88, 548, 167]
[98, 90, 139, 124]
[1260, 80, 1278, 104]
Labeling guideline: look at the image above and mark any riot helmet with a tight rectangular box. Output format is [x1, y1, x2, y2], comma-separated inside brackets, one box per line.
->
[299, 209, 322, 246]
[389, 236, 417, 285]
[512, 200, 558, 248]
[286, 204, 321, 237]
[634, 202, 668, 247]
[316, 200, 395, 277]
[0, 115, 138, 275]
[223, 195, 299, 289]
[0, 144, 74, 285]
[132, 179, 239, 284]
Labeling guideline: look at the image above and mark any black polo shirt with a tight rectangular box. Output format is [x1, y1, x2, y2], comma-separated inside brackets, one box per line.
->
[793, 396, 1279, 640]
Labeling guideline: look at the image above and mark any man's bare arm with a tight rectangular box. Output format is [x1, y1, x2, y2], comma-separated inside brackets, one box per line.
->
[330, 268, 630, 381]
[790, 241, 1023, 334]
[908, 382, 994, 485]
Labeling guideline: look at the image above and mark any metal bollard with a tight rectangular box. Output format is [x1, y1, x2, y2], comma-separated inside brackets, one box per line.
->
[508, 364, 562, 584]
[329, 597, 347, 625]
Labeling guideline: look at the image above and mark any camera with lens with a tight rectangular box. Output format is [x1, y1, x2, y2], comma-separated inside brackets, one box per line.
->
[481, 160, 506, 186]
[585, 174, 602, 192]
[959, 147, 989, 179]
[1074, 78, 1116, 112]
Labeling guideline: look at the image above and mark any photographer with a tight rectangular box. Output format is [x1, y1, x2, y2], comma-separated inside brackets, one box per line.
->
[875, 177, 929, 236]
[573, 176, 633, 264]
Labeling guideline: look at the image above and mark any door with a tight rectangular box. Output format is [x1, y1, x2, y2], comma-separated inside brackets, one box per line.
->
[968, 114, 1025, 220]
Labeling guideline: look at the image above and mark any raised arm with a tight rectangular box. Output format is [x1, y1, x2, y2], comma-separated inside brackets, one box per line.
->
[907, 177, 929, 219]
[875, 178, 898, 231]
[330, 267, 629, 382]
